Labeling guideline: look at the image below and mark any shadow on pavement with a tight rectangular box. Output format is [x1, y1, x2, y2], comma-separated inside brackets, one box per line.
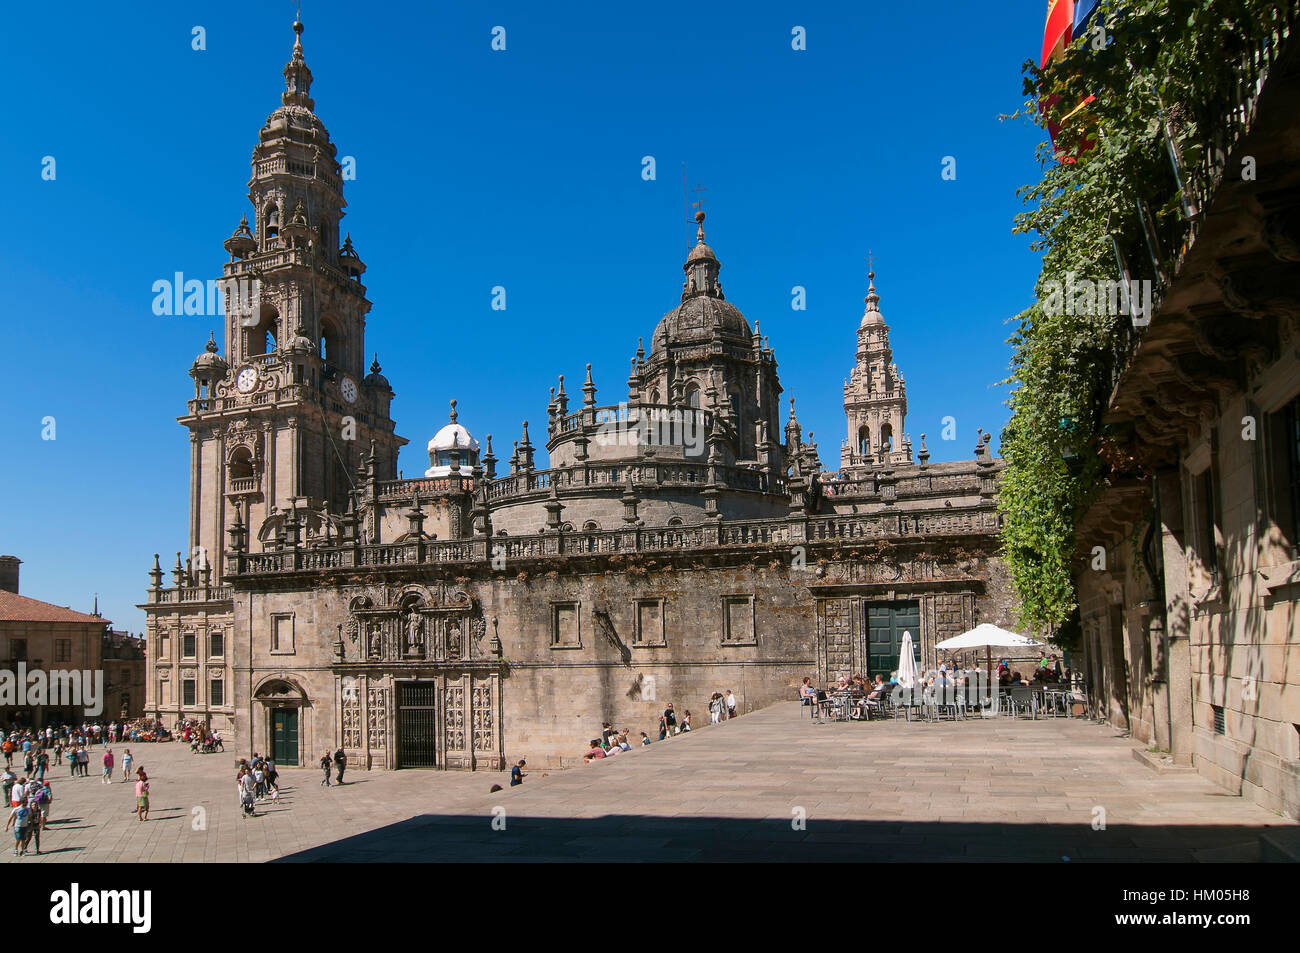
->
[273, 813, 1287, 863]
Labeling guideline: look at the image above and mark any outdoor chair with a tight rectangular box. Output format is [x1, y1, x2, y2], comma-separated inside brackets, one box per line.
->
[931, 686, 959, 721]
[1008, 685, 1038, 719]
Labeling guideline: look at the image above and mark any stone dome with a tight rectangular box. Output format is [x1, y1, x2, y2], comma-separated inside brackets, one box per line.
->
[363, 354, 390, 390]
[190, 333, 229, 381]
[652, 295, 752, 351]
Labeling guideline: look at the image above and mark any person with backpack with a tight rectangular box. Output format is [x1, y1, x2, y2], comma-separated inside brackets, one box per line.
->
[6, 800, 32, 856]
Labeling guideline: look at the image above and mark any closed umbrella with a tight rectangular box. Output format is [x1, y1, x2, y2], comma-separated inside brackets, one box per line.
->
[897, 631, 919, 689]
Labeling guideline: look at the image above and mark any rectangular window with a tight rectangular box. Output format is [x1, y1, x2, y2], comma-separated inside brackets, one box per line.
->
[1199, 468, 1218, 572]
[271, 614, 294, 654]
[182, 632, 196, 658]
[721, 595, 757, 644]
[550, 602, 580, 648]
[1212, 705, 1226, 736]
[9, 639, 26, 662]
[210, 629, 224, 658]
[158, 679, 171, 707]
[54, 639, 71, 663]
[182, 679, 196, 707]
[158, 632, 169, 660]
[209, 679, 224, 707]
[633, 599, 665, 646]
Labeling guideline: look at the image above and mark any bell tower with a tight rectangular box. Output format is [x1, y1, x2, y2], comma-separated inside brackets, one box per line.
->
[182, 17, 405, 579]
[841, 260, 910, 471]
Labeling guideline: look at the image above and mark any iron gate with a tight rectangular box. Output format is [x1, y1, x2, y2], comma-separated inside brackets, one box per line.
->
[396, 681, 439, 768]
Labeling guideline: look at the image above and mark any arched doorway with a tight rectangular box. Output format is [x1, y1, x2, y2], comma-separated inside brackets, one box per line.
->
[255, 678, 307, 765]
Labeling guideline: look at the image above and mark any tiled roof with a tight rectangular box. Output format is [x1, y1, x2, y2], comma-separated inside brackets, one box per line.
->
[0, 590, 109, 625]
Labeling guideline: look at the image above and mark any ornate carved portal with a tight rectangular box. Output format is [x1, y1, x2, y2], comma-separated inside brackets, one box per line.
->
[333, 582, 505, 770]
[341, 583, 487, 665]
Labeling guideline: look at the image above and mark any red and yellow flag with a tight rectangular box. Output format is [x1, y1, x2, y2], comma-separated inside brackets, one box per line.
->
[1039, 0, 1097, 162]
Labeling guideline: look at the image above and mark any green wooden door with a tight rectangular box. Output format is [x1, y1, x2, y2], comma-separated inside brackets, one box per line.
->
[271, 708, 298, 765]
[866, 601, 921, 677]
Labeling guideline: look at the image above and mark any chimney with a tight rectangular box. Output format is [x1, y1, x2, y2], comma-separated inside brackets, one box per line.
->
[0, 556, 19, 594]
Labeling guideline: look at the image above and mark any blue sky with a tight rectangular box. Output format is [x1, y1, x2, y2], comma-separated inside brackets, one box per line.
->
[0, 0, 1048, 632]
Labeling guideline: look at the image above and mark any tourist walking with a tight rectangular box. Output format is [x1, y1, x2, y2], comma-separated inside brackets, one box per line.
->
[134, 770, 149, 821]
[725, 689, 738, 719]
[709, 693, 723, 724]
[320, 752, 331, 787]
[239, 769, 256, 817]
[6, 799, 32, 857]
[101, 747, 114, 784]
[121, 748, 133, 781]
[510, 759, 526, 787]
[333, 748, 347, 784]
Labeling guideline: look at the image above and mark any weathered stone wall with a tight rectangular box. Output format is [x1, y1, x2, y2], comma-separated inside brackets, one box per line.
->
[226, 539, 1016, 769]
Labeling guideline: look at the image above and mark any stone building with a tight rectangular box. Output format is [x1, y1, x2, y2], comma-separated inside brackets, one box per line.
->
[1073, 14, 1300, 820]
[0, 556, 127, 727]
[142, 19, 1019, 769]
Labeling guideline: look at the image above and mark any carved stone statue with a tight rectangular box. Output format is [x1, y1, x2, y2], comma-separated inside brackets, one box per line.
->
[405, 612, 424, 656]
[448, 623, 462, 659]
[367, 622, 382, 659]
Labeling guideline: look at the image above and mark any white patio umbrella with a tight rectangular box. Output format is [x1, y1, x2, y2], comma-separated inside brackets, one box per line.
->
[935, 624, 1044, 680]
[897, 631, 919, 688]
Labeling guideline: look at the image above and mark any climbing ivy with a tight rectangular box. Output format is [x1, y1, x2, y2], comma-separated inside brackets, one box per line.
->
[999, 0, 1289, 633]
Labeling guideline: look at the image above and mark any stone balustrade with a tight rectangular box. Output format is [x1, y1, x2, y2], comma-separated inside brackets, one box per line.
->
[225, 505, 1002, 578]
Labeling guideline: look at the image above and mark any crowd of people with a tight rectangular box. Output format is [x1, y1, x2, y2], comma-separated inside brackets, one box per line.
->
[798, 652, 1075, 722]
[235, 754, 281, 816]
[180, 720, 224, 754]
[0, 722, 157, 856]
[581, 690, 741, 763]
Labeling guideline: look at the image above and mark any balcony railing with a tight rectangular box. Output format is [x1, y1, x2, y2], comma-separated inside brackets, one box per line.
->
[229, 505, 1002, 577]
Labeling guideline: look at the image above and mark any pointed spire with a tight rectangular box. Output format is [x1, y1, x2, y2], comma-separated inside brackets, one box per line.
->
[861, 253, 883, 325]
[582, 363, 597, 407]
[282, 16, 315, 110]
[449, 398, 459, 424]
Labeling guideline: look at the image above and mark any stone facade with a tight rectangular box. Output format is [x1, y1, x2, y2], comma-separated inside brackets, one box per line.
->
[142, 18, 1019, 769]
[0, 557, 140, 727]
[1073, 20, 1300, 820]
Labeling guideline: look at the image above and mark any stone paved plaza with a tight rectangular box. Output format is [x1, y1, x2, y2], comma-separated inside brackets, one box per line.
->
[4, 704, 1293, 863]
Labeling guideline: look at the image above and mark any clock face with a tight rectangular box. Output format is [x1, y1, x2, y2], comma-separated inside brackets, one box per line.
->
[340, 376, 357, 404]
[236, 367, 259, 393]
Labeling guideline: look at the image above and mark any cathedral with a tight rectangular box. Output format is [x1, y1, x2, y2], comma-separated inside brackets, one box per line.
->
[141, 20, 1017, 769]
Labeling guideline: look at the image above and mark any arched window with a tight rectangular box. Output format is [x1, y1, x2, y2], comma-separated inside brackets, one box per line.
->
[583, 521, 600, 532]
[685, 383, 700, 409]
[245, 304, 278, 356]
[228, 446, 254, 480]
[264, 203, 280, 243]
[650, 389, 661, 406]
[880, 423, 893, 453]
[858, 426, 870, 456]
[667, 517, 683, 526]
[320, 316, 343, 366]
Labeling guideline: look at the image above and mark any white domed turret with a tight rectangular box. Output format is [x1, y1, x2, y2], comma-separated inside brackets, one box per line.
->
[425, 400, 481, 476]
